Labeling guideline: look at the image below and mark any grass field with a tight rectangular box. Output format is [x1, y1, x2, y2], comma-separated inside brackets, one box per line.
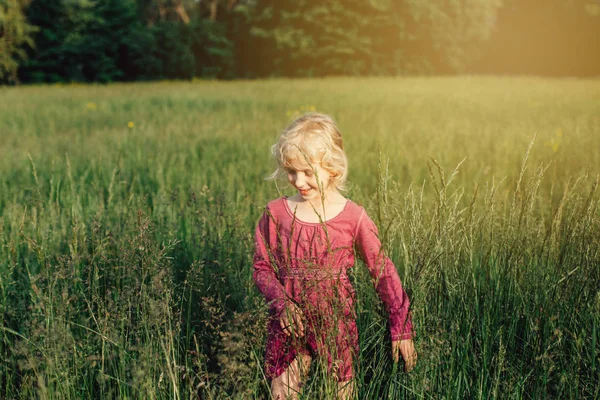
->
[1, 77, 599, 399]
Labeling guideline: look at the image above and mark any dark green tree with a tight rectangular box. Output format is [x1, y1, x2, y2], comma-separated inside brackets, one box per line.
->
[0, 0, 37, 84]
[19, 0, 237, 82]
[20, 0, 139, 82]
[123, 14, 234, 80]
[248, 0, 380, 76]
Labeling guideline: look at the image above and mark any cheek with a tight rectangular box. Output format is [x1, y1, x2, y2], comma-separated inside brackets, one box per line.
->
[316, 172, 330, 186]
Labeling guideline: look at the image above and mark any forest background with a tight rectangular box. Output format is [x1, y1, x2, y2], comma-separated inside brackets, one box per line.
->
[1, 0, 600, 84]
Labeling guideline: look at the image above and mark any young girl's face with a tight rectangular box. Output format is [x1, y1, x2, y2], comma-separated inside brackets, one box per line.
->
[285, 157, 334, 201]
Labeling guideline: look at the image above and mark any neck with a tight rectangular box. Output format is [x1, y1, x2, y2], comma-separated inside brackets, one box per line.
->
[306, 189, 338, 209]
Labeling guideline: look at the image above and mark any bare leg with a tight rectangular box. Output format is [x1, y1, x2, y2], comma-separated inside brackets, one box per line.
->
[337, 379, 355, 400]
[271, 354, 312, 400]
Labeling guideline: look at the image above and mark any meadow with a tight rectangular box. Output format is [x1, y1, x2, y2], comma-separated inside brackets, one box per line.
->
[0, 77, 599, 399]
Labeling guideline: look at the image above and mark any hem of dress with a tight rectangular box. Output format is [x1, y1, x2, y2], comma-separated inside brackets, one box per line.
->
[337, 373, 354, 383]
[267, 348, 312, 381]
[267, 358, 354, 383]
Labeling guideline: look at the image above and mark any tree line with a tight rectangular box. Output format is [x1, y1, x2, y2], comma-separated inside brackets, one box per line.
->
[1, 0, 599, 84]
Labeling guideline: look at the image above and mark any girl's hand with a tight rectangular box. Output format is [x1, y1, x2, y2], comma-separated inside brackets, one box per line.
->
[280, 303, 305, 338]
[392, 338, 417, 372]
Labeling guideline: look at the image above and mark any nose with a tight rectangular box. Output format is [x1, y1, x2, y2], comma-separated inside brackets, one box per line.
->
[294, 174, 305, 187]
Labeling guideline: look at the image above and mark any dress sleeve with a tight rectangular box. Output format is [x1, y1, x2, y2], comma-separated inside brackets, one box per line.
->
[355, 209, 413, 340]
[253, 209, 289, 317]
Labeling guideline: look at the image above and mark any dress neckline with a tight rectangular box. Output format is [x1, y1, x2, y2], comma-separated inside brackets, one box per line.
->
[282, 197, 350, 225]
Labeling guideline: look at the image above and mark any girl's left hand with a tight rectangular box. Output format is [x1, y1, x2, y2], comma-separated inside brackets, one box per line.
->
[392, 339, 417, 372]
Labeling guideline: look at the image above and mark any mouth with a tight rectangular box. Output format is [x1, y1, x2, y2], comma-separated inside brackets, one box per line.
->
[298, 188, 312, 196]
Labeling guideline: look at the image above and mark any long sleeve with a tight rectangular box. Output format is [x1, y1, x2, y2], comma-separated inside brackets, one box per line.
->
[355, 210, 413, 340]
[253, 210, 289, 317]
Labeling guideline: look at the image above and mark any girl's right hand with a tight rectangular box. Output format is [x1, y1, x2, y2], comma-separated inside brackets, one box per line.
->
[280, 303, 305, 338]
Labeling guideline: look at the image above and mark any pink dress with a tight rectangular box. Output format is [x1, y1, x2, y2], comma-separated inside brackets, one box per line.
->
[253, 197, 413, 382]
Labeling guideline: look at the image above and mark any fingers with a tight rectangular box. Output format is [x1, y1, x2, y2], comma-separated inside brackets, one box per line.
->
[280, 314, 291, 337]
[405, 352, 417, 372]
[280, 305, 305, 338]
[392, 339, 417, 372]
[400, 341, 417, 372]
[293, 310, 305, 337]
[403, 351, 417, 372]
[392, 341, 400, 363]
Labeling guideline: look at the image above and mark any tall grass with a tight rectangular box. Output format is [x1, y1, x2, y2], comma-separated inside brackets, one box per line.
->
[0, 77, 599, 398]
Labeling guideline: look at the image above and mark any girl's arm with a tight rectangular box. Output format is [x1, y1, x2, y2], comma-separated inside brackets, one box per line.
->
[253, 210, 289, 317]
[355, 210, 413, 341]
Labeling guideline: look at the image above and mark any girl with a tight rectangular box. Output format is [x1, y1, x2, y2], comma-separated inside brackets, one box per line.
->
[253, 113, 417, 400]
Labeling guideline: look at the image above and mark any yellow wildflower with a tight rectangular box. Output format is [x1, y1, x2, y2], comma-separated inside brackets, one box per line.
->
[128, 121, 135, 129]
[555, 128, 563, 138]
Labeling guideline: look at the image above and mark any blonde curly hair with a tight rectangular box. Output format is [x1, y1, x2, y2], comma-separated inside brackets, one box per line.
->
[269, 113, 348, 191]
